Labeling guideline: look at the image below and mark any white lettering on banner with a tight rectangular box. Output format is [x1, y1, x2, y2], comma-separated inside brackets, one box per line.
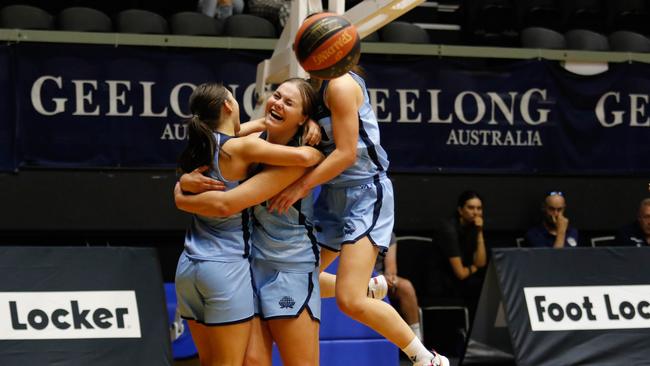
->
[396, 89, 421, 123]
[30, 75, 198, 119]
[596, 92, 650, 127]
[446, 129, 542, 146]
[160, 123, 188, 140]
[524, 285, 650, 331]
[31, 76, 66, 115]
[368, 88, 391, 122]
[0, 291, 141, 339]
[106, 80, 133, 116]
[71, 80, 99, 116]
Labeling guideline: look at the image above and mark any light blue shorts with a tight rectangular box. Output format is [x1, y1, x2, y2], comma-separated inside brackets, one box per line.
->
[251, 258, 320, 321]
[314, 174, 394, 253]
[175, 252, 255, 325]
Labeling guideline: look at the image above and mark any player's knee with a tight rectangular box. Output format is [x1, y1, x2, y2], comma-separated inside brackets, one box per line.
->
[336, 293, 366, 318]
[243, 352, 269, 366]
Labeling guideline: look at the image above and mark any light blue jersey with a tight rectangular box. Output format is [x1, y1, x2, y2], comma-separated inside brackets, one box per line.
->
[316, 71, 390, 187]
[251, 190, 320, 272]
[314, 72, 395, 250]
[183, 132, 252, 262]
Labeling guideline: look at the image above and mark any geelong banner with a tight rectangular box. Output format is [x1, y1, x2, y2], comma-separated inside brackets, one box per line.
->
[10, 44, 650, 173]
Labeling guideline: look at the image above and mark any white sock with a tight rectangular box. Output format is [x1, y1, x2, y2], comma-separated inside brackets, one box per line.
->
[402, 336, 433, 363]
[409, 322, 423, 342]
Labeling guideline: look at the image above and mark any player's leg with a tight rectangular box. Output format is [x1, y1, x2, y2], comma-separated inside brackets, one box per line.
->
[185, 321, 213, 365]
[269, 310, 320, 366]
[195, 258, 254, 365]
[336, 238, 448, 366]
[244, 317, 273, 366]
[204, 322, 251, 365]
[334, 237, 412, 344]
[391, 276, 423, 341]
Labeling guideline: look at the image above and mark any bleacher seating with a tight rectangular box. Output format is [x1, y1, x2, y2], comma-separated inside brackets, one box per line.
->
[170, 11, 224, 36]
[116, 9, 169, 34]
[57, 7, 112, 32]
[0, 0, 648, 54]
[0, 4, 53, 30]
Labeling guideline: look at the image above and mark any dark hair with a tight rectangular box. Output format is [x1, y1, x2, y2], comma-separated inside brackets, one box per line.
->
[178, 83, 229, 173]
[457, 190, 482, 209]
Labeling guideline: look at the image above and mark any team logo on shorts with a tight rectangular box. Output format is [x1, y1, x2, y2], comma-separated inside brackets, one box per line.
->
[344, 222, 356, 236]
[279, 296, 295, 309]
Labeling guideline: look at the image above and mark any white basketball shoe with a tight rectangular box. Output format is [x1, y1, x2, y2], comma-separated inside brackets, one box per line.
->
[412, 351, 450, 366]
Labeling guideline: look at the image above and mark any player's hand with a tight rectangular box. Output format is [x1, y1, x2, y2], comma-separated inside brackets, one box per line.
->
[268, 180, 309, 214]
[174, 182, 190, 212]
[179, 166, 225, 194]
[302, 119, 322, 146]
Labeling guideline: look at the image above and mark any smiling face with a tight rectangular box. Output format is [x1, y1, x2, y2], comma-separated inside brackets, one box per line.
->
[264, 81, 308, 136]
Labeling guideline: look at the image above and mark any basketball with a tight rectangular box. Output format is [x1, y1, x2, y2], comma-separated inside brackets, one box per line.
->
[293, 13, 361, 80]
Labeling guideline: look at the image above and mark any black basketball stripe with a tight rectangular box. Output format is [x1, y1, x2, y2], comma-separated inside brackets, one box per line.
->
[296, 16, 352, 62]
[309, 39, 361, 78]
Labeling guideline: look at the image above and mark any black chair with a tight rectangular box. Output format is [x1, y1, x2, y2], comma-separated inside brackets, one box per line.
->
[0, 4, 53, 30]
[520, 27, 566, 49]
[516, 0, 561, 31]
[609, 30, 650, 53]
[560, 0, 604, 33]
[224, 14, 276, 38]
[170, 12, 224, 36]
[606, 0, 647, 34]
[115, 9, 168, 34]
[565, 29, 609, 51]
[394, 235, 470, 357]
[57, 7, 112, 32]
[380, 21, 430, 44]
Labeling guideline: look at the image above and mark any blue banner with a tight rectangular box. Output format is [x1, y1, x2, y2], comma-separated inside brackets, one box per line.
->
[0, 45, 15, 172]
[9, 44, 650, 173]
[14, 44, 263, 169]
[362, 57, 650, 174]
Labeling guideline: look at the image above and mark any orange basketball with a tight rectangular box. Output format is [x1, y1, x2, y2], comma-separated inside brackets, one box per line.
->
[293, 13, 361, 79]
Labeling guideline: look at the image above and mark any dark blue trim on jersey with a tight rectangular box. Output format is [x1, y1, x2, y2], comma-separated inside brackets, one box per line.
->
[241, 209, 251, 258]
[342, 174, 384, 246]
[318, 242, 341, 253]
[357, 114, 385, 172]
[180, 314, 254, 326]
[297, 199, 321, 268]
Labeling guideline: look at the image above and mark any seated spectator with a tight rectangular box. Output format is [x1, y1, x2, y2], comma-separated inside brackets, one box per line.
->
[524, 191, 579, 248]
[616, 198, 650, 247]
[374, 233, 423, 341]
[433, 190, 487, 319]
[197, 0, 244, 20]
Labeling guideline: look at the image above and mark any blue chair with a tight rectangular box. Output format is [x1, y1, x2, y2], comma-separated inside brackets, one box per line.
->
[164, 282, 198, 360]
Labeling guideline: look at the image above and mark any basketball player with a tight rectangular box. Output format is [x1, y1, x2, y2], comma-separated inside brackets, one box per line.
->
[174, 79, 323, 366]
[267, 67, 449, 366]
